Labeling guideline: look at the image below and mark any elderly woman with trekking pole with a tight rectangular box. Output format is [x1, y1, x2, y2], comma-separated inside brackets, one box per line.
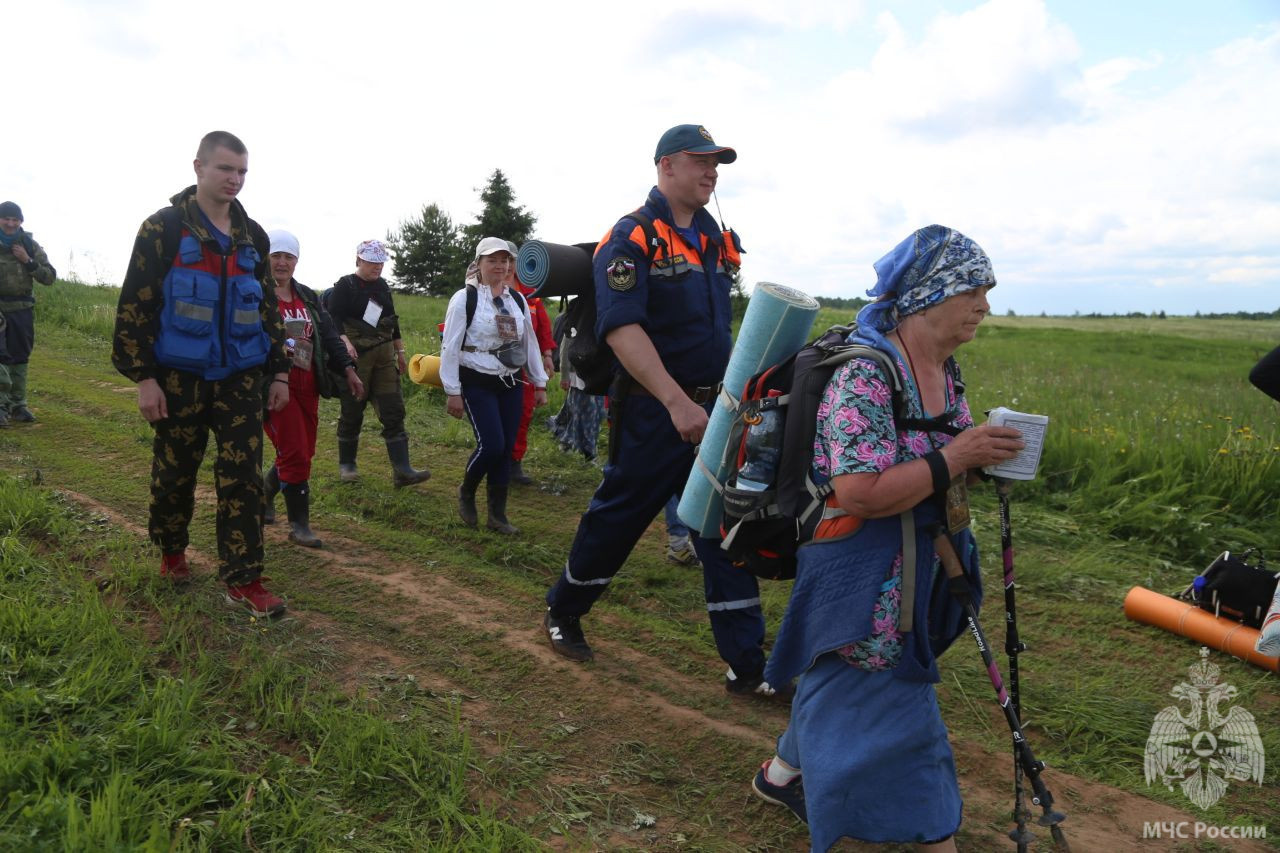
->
[440, 237, 548, 534]
[750, 225, 1024, 852]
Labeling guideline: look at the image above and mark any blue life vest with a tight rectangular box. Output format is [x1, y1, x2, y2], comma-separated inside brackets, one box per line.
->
[154, 231, 271, 379]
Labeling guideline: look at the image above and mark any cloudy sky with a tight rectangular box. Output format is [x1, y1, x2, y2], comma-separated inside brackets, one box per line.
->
[7, 0, 1278, 315]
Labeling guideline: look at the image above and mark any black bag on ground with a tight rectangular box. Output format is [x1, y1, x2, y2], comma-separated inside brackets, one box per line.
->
[1182, 548, 1279, 628]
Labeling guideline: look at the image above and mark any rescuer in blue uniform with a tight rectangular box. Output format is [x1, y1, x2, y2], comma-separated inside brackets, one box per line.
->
[543, 124, 785, 699]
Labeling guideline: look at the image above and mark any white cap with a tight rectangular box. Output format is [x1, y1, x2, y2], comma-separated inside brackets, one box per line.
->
[475, 236, 514, 259]
[357, 239, 388, 263]
[268, 229, 299, 258]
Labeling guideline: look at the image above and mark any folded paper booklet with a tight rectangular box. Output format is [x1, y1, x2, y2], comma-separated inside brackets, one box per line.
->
[983, 407, 1049, 481]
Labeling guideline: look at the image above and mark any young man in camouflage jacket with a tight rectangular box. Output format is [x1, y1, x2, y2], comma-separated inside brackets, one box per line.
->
[111, 131, 293, 617]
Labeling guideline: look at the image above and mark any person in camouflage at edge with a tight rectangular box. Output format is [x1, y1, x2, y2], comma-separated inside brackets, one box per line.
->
[0, 200, 57, 427]
[112, 130, 293, 618]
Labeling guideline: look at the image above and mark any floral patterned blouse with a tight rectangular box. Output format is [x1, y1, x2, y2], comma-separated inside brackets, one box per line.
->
[812, 347, 974, 671]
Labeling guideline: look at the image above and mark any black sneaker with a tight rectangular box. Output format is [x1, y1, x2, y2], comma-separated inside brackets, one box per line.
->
[544, 609, 593, 662]
[8, 406, 35, 424]
[752, 760, 807, 824]
[726, 668, 794, 703]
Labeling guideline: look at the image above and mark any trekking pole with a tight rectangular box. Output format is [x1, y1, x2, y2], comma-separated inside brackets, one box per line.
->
[933, 531, 1070, 851]
[996, 477, 1033, 851]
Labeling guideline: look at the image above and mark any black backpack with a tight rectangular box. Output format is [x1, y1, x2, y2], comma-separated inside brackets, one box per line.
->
[463, 285, 526, 330]
[715, 325, 962, 582]
[1180, 548, 1279, 628]
[562, 210, 664, 395]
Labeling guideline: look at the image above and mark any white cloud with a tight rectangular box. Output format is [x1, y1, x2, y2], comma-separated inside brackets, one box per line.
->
[5, 0, 1279, 314]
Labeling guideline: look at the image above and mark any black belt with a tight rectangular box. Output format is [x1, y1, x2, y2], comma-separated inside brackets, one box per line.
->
[624, 381, 716, 405]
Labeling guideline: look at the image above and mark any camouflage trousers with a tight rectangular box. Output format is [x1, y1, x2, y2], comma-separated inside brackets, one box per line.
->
[336, 340, 407, 444]
[149, 368, 266, 585]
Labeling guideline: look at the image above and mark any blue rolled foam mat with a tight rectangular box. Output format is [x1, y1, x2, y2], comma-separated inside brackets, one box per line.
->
[516, 240, 595, 299]
[679, 281, 820, 537]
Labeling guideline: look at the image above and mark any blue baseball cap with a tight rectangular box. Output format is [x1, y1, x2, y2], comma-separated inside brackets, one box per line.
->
[654, 124, 737, 164]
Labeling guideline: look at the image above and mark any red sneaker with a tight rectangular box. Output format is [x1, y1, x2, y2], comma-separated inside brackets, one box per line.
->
[224, 578, 287, 617]
[160, 551, 191, 584]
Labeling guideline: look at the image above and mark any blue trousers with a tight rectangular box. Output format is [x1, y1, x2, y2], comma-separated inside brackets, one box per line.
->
[462, 373, 524, 485]
[546, 392, 766, 677]
[663, 495, 690, 538]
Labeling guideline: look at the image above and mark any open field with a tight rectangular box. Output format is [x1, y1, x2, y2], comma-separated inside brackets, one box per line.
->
[2, 282, 1278, 851]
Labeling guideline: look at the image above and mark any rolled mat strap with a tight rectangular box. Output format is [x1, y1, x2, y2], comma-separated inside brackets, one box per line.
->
[1123, 586, 1278, 672]
[408, 353, 443, 387]
[678, 281, 820, 537]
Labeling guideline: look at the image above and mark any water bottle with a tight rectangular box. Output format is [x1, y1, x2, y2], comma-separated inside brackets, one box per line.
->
[737, 403, 782, 491]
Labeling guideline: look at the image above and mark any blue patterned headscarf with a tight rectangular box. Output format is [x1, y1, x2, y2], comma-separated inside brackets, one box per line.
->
[854, 225, 996, 351]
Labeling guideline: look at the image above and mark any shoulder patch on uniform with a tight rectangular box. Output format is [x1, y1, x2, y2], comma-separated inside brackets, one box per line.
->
[606, 257, 636, 291]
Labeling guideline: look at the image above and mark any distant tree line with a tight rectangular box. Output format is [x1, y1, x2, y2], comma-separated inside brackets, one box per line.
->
[813, 296, 870, 312]
[384, 169, 536, 295]
[1063, 309, 1280, 320]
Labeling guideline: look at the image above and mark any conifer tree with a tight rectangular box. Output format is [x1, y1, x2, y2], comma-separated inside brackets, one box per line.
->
[384, 204, 463, 295]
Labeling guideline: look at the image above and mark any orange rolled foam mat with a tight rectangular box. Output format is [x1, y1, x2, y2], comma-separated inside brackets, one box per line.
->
[1123, 586, 1278, 673]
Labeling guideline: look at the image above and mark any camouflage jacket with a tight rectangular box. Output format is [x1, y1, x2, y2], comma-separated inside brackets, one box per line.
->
[0, 232, 56, 310]
[111, 186, 291, 384]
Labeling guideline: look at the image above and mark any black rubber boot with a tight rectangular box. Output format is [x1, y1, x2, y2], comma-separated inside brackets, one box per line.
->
[263, 465, 279, 524]
[457, 471, 483, 528]
[281, 481, 322, 548]
[509, 460, 534, 486]
[486, 484, 519, 535]
[386, 437, 430, 488]
[337, 438, 360, 482]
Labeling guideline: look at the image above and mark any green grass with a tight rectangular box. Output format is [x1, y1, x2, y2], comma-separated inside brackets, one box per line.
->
[0, 480, 535, 851]
[4, 281, 1279, 849]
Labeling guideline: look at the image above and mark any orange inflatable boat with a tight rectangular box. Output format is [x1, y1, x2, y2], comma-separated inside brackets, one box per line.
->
[1123, 586, 1278, 672]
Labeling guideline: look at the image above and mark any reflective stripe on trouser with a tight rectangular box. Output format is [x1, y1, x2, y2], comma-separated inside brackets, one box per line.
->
[148, 368, 265, 585]
[461, 377, 524, 486]
[336, 341, 405, 442]
[545, 392, 765, 676]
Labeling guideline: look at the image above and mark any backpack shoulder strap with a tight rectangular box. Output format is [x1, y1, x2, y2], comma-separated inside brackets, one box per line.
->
[510, 289, 527, 314]
[819, 343, 906, 417]
[945, 355, 964, 398]
[464, 286, 478, 337]
[624, 209, 664, 262]
[159, 206, 184, 274]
